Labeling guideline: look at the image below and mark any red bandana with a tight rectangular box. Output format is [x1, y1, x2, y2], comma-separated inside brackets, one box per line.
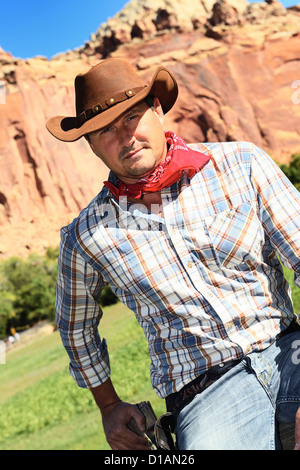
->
[104, 131, 210, 200]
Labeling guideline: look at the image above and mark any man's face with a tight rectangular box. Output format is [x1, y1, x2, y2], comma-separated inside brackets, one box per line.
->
[87, 98, 167, 184]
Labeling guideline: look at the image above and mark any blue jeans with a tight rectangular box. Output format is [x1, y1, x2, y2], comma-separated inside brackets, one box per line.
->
[176, 331, 300, 450]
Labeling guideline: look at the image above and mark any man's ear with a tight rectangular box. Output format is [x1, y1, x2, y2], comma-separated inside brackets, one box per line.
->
[153, 97, 164, 124]
[85, 134, 97, 155]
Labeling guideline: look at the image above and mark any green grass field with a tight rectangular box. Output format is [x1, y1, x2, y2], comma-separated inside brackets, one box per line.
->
[0, 267, 298, 450]
[0, 303, 165, 450]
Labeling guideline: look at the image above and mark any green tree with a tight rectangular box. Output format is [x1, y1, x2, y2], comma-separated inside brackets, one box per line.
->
[0, 251, 58, 336]
[0, 246, 119, 339]
[98, 285, 118, 307]
[0, 290, 15, 337]
[280, 153, 300, 191]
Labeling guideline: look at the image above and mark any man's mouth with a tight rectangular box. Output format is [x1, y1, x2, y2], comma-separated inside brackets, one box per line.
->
[120, 142, 150, 161]
[124, 148, 144, 160]
[124, 149, 142, 160]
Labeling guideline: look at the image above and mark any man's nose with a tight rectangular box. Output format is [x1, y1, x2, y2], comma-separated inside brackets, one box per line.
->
[117, 125, 135, 147]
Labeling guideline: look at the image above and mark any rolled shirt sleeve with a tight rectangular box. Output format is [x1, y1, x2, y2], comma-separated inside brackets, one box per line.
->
[251, 145, 300, 288]
[55, 227, 111, 388]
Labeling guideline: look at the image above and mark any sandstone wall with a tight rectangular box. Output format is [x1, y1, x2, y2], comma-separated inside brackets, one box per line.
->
[0, 0, 299, 257]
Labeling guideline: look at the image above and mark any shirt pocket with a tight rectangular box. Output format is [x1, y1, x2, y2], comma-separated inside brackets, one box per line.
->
[203, 203, 263, 269]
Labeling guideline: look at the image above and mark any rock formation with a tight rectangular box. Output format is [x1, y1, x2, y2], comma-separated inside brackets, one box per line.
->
[0, 0, 300, 257]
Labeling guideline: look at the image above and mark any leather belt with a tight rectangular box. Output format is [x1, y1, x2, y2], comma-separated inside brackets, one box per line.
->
[165, 358, 242, 419]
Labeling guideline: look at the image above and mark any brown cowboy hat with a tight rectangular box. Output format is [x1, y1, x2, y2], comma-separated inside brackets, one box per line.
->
[46, 58, 178, 142]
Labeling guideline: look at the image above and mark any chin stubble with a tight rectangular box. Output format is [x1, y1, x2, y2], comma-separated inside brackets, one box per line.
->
[119, 142, 155, 177]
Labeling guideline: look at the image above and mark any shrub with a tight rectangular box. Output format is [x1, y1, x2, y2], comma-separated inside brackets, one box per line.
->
[0, 247, 119, 339]
[98, 285, 118, 307]
[280, 153, 300, 191]
[0, 250, 58, 337]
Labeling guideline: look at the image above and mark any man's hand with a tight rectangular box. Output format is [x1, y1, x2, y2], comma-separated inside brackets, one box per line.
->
[101, 401, 149, 450]
[295, 406, 300, 450]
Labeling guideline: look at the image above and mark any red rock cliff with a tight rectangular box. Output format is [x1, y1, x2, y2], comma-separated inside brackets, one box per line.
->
[0, 0, 300, 257]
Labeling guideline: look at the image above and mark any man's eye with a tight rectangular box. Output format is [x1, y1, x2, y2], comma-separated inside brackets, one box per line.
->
[127, 115, 138, 122]
[101, 127, 113, 135]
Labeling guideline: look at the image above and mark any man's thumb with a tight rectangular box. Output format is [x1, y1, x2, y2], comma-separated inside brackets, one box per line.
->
[128, 406, 146, 434]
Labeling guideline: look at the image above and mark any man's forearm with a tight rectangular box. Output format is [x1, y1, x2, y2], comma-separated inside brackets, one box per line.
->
[90, 378, 122, 414]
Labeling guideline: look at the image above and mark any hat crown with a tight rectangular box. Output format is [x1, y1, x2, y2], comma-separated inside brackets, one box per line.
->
[75, 58, 146, 116]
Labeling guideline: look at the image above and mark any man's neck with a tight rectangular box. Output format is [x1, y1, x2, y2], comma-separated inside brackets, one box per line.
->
[128, 191, 163, 216]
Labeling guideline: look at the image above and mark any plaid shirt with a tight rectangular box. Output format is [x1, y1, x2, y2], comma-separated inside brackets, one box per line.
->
[56, 141, 300, 398]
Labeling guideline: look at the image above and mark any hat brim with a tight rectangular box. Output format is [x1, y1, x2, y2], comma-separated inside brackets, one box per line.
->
[46, 66, 178, 142]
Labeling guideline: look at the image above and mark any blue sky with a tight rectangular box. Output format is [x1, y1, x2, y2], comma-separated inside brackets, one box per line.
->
[0, 0, 297, 59]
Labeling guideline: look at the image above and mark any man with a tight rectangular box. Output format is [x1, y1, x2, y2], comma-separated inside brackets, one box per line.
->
[46, 58, 300, 450]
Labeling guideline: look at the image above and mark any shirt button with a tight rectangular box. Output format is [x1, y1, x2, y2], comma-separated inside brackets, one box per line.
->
[187, 262, 193, 268]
